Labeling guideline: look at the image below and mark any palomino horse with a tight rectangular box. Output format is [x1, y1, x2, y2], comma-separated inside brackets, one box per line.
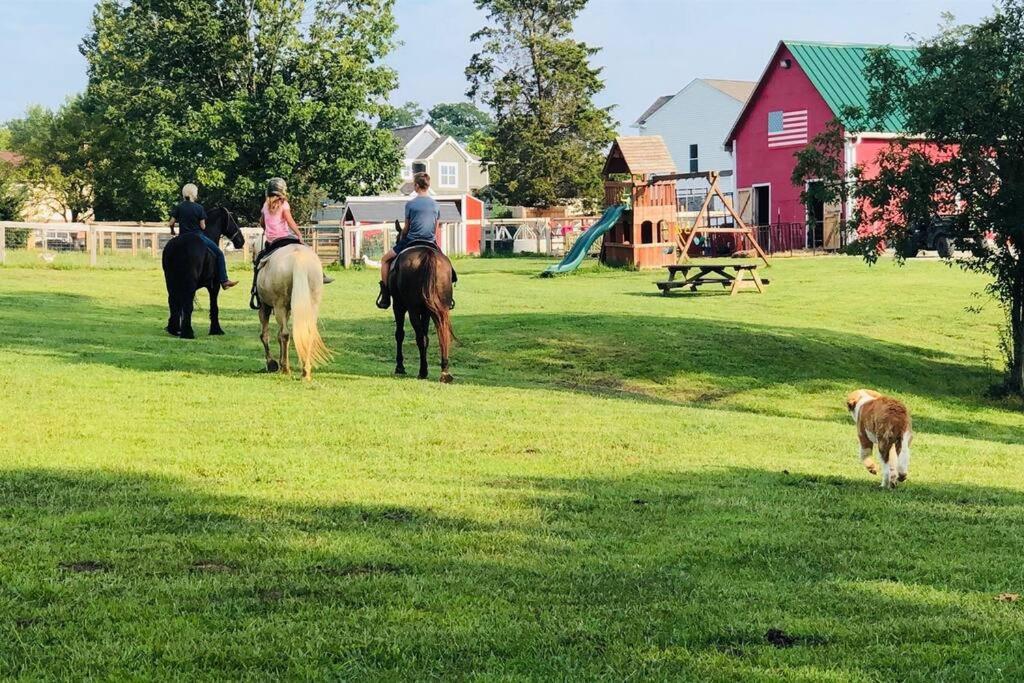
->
[391, 245, 455, 383]
[256, 243, 330, 380]
[162, 207, 244, 338]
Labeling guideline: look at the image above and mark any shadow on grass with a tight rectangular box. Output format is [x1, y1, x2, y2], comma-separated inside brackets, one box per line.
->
[2, 466, 1023, 679]
[0, 291, 1017, 442]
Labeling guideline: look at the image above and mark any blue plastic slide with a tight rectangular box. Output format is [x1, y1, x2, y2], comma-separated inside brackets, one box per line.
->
[541, 204, 626, 276]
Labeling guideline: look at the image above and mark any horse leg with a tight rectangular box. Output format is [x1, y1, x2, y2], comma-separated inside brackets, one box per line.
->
[164, 271, 180, 336]
[179, 286, 196, 339]
[438, 313, 453, 385]
[208, 282, 224, 335]
[260, 304, 277, 372]
[275, 305, 291, 375]
[393, 301, 407, 375]
[414, 310, 430, 380]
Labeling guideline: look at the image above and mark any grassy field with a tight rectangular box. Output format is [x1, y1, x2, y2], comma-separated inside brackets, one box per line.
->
[1, 254, 1023, 680]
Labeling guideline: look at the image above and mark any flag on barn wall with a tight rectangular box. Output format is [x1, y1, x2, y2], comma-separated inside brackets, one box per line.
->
[767, 109, 808, 148]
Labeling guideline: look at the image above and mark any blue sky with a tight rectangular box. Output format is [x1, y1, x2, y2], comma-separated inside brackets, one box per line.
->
[0, 0, 992, 132]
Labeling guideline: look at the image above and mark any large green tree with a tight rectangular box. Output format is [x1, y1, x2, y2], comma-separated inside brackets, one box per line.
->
[466, 0, 615, 208]
[82, 0, 400, 221]
[427, 102, 493, 142]
[378, 101, 424, 130]
[7, 99, 95, 222]
[794, 1, 1024, 394]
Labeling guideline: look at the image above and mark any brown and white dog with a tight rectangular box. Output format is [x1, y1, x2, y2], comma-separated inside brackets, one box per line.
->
[846, 389, 913, 488]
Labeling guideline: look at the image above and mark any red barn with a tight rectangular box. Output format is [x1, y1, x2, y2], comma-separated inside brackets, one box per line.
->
[725, 41, 919, 250]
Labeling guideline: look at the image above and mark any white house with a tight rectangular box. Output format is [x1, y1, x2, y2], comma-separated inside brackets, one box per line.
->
[391, 124, 489, 195]
[632, 78, 754, 207]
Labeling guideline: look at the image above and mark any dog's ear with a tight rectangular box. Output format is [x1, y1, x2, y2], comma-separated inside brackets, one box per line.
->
[846, 390, 861, 412]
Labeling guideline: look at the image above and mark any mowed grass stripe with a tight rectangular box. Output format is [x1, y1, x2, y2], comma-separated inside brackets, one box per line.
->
[1, 256, 1022, 679]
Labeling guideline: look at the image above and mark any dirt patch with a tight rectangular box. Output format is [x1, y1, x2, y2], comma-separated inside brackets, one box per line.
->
[59, 560, 110, 573]
[765, 628, 826, 648]
[996, 593, 1020, 603]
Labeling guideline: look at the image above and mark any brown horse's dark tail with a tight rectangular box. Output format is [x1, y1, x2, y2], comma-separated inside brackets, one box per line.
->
[420, 251, 456, 372]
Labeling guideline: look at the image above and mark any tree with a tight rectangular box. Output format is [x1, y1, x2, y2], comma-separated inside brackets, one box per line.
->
[81, 0, 401, 222]
[378, 101, 424, 129]
[466, 0, 616, 208]
[427, 101, 493, 142]
[0, 157, 28, 247]
[794, 1, 1024, 394]
[7, 99, 95, 222]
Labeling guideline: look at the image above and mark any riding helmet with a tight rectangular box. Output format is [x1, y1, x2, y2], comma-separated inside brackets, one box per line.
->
[267, 177, 288, 197]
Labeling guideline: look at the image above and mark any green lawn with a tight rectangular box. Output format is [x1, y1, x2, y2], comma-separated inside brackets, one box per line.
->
[1, 255, 1022, 680]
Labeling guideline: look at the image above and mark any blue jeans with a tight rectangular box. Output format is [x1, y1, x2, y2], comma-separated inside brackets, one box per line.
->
[198, 233, 229, 283]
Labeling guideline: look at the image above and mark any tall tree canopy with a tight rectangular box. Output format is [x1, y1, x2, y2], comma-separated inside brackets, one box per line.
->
[466, 0, 615, 208]
[427, 102, 493, 142]
[7, 99, 94, 222]
[794, 0, 1024, 394]
[378, 101, 424, 130]
[82, 0, 401, 221]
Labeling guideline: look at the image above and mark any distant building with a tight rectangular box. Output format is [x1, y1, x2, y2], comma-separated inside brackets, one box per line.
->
[725, 41, 920, 249]
[391, 124, 490, 196]
[632, 79, 754, 203]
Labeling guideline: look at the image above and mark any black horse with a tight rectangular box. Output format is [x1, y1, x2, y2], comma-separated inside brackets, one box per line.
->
[391, 244, 455, 382]
[162, 207, 244, 339]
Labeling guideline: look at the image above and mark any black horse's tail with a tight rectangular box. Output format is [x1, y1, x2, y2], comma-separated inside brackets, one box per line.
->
[420, 251, 456, 355]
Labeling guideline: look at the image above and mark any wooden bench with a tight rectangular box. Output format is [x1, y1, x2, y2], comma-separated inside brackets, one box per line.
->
[656, 262, 769, 296]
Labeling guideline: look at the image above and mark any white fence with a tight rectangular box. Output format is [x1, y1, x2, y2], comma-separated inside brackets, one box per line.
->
[0, 221, 264, 267]
[481, 216, 599, 256]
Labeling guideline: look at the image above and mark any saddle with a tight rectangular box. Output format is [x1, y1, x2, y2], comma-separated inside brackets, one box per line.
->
[388, 242, 458, 309]
[249, 237, 302, 310]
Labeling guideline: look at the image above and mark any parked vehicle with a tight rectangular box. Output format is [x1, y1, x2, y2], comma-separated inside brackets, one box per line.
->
[902, 216, 953, 258]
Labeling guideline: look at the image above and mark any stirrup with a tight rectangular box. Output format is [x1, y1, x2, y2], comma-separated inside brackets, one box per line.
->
[376, 288, 391, 310]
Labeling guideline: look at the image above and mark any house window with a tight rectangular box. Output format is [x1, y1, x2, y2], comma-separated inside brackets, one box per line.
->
[689, 144, 698, 173]
[401, 161, 413, 180]
[412, 162, 427, 175]
[439, 162, 458, 188]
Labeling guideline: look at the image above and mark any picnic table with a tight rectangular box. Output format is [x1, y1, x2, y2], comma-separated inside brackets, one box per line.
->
[655, 261, 769, 296]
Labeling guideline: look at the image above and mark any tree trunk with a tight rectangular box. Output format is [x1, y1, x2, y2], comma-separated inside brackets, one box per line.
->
[1011, 273, 1024, 394]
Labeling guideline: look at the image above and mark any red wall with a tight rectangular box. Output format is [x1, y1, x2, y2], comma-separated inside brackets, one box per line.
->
[733, 45, 839, 225]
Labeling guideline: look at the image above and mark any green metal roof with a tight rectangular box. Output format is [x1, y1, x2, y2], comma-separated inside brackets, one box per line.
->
[786, 41, 918, 133]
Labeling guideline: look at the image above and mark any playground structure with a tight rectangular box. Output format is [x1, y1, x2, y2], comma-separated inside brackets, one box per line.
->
[600, 137, 680, 269]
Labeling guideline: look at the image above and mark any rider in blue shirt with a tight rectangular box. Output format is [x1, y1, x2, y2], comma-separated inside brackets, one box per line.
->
[170, 183, 237, 290]
[377, 172, 440, 309]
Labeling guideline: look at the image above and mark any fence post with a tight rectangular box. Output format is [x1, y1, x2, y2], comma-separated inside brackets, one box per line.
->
[131, 231, 139, 256]
[151, 231, 158, 258]
[89, 225, 97, 266]
[342, 225, 351, 269]
[0, 225, 5, 266]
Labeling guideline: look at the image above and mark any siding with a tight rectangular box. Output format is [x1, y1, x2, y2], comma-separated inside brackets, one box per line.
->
[429, 143, 470, 194]
[731, 45, 836, 225]
[637, 80, 745, 197]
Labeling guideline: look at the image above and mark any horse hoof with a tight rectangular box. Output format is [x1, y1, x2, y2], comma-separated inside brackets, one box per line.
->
[440, 372, 454, 384]
[209, 328, 225, 336]
[418, 373, 428, 380]
[180, 330, 195, 340]
[266, 359, 279, 373]
[165, 326, 179, 337]
[395, 367, 407, 376]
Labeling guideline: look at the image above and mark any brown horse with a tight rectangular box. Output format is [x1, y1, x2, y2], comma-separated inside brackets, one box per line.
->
[390, 245, 455, 383]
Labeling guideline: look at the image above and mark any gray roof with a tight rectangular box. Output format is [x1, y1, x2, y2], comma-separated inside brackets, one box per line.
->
[392, 124, 429, 147]
[343, 198, 462, 223]
[632, 95, 673, 127]
[418, 136, 449, 159]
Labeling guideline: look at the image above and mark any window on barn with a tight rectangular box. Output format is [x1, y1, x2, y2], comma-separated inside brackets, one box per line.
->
[689, 144, 698, 173]
[439, 162, 458, 188]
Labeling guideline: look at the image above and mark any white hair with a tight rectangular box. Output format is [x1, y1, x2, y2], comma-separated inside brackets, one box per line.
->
[182, 183, 199, 201]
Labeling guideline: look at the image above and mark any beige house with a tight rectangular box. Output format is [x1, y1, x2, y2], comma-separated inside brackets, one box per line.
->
[392, 124, 489, 195]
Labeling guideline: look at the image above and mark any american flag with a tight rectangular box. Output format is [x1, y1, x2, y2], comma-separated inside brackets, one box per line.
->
[767, 109, 808, 148]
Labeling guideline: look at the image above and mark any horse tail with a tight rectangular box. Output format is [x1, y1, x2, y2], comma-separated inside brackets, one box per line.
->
[420, 251, 456, 356]
[290, 248, 331, 372]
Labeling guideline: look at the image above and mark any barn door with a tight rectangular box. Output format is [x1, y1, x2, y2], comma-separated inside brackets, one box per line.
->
[823, 202, 842, 250]
[737, 188, 752, 228]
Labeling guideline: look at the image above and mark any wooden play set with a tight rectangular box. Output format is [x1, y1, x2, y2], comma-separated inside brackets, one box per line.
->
[599, 136, 771, 295]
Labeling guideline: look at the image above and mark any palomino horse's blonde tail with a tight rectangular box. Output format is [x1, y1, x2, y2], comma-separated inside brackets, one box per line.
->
[290, 248, 331, 376]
